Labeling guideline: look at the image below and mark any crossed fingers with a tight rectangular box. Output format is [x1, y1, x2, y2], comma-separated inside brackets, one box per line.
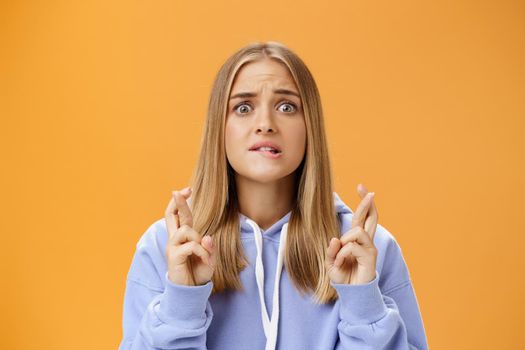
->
[164, 187, 199, 245]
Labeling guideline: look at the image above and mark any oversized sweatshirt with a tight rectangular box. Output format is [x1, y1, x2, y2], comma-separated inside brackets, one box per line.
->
[118, 192, 428, 349]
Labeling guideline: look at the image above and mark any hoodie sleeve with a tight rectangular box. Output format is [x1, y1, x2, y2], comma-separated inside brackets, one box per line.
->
[118, 221, 214, 350]
[330, 231, 428, 350]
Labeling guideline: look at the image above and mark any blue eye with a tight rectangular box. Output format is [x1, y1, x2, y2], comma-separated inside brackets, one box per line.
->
[279, 102, 297, 113]
[232, 101, 298, 115]
[234, 102, 252, 115]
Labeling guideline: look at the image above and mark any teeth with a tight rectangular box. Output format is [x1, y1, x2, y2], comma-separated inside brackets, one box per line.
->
[255, 146, 278, 152]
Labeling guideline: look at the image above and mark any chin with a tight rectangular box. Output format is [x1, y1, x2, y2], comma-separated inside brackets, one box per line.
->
[238, 167, 296, 184]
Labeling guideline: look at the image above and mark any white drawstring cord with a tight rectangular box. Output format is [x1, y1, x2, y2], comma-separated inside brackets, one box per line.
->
[246, 219, 288, 350]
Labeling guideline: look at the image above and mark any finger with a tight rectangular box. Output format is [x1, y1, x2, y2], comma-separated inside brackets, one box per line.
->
[173, 188, 193, 228]
[351, 192, 374, 229]
[165, 187, 191, 236]
[326, 238, 342, 267]
[357, 183, 369, 199]
[334, 241, 367, 267]
[339, 226, 373, 247]
[164, 197, 179, 240]
[202, 236, 216, 268]
[171, 225, 201, 246]
[364, 195, 379, 241]
[173, 241, 210, 266]
[356, 184, 379, 240]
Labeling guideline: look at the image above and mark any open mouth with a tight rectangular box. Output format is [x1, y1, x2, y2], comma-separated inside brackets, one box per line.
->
[250, 147, 281, 154]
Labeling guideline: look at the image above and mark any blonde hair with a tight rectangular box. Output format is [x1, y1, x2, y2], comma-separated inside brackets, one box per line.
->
[188, 41, 340, 303]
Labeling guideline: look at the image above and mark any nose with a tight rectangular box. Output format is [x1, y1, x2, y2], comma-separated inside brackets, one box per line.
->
[255, 106, 276, 134]
[257, 125, 274, 133]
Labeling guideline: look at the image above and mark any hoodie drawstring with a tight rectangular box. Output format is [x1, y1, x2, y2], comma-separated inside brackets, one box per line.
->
[246, 219, 288, 350]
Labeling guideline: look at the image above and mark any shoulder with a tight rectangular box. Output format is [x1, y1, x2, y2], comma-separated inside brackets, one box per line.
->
[126, 217, 169, 290]
[135, 217, 169, 251]
[374, 223, 413, 294]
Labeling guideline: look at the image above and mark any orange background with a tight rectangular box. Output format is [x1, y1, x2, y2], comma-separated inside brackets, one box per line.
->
[1, 1, 524, 349]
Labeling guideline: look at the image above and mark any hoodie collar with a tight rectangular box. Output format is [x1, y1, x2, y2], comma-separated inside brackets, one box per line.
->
[239, 210, 292, 240]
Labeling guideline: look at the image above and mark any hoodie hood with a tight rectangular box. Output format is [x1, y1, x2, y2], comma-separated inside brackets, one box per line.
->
[333, 191, 353, 215]
[239, 191, 353, 240]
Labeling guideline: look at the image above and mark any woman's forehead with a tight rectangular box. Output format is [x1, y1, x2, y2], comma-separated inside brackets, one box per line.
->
[235, 60, 294, 83]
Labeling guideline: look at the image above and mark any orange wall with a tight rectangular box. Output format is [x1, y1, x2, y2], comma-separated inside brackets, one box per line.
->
[1, 1, 524, 349]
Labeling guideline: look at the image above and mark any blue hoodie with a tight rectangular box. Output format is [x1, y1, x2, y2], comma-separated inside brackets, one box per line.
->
[118, 192, 428, 349]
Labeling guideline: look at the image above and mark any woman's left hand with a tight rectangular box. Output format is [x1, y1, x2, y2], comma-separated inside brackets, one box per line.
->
[326, 183, 379, 285]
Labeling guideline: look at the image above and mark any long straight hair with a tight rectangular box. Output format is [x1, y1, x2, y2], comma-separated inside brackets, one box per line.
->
[188, 41, 340, 303]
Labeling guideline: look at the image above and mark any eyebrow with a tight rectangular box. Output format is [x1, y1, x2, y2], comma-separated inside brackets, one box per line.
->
[229, 89, 300, 100]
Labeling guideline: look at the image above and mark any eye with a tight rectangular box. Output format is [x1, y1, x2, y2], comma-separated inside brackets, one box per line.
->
[232, 101, 299, 115]
[233, 102, 252, 115]
[278, 101, 297, 113]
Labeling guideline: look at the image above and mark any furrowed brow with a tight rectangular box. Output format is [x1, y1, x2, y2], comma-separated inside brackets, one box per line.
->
[229, 89, 300, 100]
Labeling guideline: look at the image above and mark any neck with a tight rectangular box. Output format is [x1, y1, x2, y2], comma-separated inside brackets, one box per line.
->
[235, 172, 296, 231]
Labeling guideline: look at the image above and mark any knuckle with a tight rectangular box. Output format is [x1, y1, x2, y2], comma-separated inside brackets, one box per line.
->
[192, 241, 203, 253]
[341, 244, 351, 253]
[170, 231, 180, 241]
[182, 242, 194, 253]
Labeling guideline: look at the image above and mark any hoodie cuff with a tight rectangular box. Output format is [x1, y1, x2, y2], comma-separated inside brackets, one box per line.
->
[158, 271, 213, 325]
[330, 270, 388, 325]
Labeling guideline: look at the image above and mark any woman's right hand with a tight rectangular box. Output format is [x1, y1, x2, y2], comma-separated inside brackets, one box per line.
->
[164, 187, 216, 286]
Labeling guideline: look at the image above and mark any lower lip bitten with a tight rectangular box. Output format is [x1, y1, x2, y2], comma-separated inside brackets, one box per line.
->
[250, 150, 283, 159]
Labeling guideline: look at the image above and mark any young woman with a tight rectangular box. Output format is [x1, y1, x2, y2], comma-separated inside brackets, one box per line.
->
[118, 42, 428, 350]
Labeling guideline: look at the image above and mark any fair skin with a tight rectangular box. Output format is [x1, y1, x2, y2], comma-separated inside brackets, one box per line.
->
[164, 59, 379, 286]
[225, 58, 306, 230]
[326, 183, 379, 285]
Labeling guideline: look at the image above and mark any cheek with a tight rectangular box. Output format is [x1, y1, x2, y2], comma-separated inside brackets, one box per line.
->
[224, 120, 244, 157]
[288, 122, 307, 156]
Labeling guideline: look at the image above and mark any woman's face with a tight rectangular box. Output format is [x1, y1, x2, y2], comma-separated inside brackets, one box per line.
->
[225, 58, 306, 185]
